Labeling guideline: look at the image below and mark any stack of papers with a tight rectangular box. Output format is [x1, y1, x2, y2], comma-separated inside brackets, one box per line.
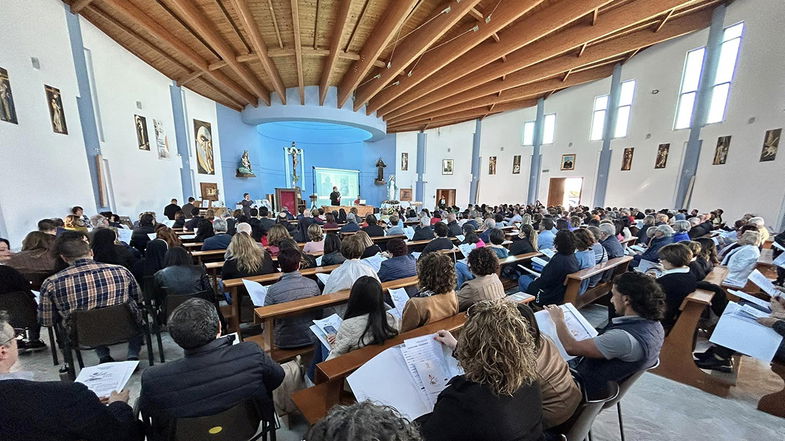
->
[710, 302, 783, 361]
[309, 314, 343, 350]
[534, 303, 598, 361]
[242, 279, 268, 306]
[75, 361, 138, 398]
[347, 334, 463, 420]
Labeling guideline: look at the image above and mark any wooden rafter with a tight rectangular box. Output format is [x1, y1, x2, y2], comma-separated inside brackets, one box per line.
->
[376, 0, 612, 117]
[320, 0, 354, 105]
[381, 0, 694, 119]
[208, 48, 386, 70]
[386, 9, 711, 122]
[229, 0, 288, 104]
[268, 0, 284, 48]
[168, 0, 269, 105]
[102, 0, 255, 105]
[352, 0, 483, 112]
[655, 8, 676, 32]
[70, 0, 95, 13]
[366, 0, 545, 115]
[469, 6, 500, 42]
[291, 0, 305, 104]
[336, 0, 419, 108]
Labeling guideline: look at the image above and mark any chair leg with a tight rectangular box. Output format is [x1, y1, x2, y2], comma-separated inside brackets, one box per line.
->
[617, 402, 625, 441]
[75, 349, 84, 369]
[145, 329, 155, 366]
[152, 313, 165, 363]
[47, 327, 59, 366]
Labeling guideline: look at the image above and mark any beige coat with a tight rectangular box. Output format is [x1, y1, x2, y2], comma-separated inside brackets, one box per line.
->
[457, 273, 505, 311]
[400, 291, 459, 333]
[538, 336, 582, 428]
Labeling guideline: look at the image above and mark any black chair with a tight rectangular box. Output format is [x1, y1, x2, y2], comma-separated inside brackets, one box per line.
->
[141, 276, 166, 363]
[164, 289, 216, 321]
[167, 398, 277, 441]
[600, 360, 660, 441]
[0, 291, 60, 365]
[551, 381, 620, 441]
[61, 302, 154, 376]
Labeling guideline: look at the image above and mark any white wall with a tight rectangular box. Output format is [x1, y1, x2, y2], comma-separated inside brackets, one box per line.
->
[478, 107, 535, 205]
[422, 120, 475, 207]
[394, 131, 419, 198]
[183, 88, 226, 203]
[0, 0, 96, 244]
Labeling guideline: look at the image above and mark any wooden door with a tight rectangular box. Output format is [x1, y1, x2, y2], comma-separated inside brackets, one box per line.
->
[547, 178, 566, 207]
[436, 189, 456, 207]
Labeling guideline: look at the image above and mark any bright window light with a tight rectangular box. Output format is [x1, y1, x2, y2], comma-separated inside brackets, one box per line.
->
[674, 48, 705, 129]
[522, 121, 535, 146]
[675, 92, 696, 130]
[614, 106, 631, 138]
[613, 80, 636, 138]
[590, 95, 608, 141]
[706, 22, 744, 124]
[543, 114, 556, 144]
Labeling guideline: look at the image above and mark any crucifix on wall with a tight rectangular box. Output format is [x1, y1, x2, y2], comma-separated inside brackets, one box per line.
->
[285, 141, 304, 189]
[375, 158, 387, 184]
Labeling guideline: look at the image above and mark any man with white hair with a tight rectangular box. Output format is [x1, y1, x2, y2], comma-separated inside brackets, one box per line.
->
[446, 212, 462, 237]
[632, 224, 675, 268]
[339, 213, 360, 233]
[747, 216, 770, 243]
[235, 222, 253, 235]
[688, 216, 713, 239]
[598, 223, 625, 259]
[201, 218, 231, 251]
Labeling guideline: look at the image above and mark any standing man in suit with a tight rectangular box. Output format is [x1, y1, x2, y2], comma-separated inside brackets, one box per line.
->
[330, 186, 341, 206]
[181, 197, 196, 219]
[163, 199, 180, 220]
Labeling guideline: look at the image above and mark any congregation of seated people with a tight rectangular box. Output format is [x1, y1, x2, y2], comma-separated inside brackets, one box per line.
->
[1, 199, 783, 441]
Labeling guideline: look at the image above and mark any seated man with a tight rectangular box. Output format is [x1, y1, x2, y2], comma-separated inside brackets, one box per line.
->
[201, 218, 232, 250]
[362, 214, 386, 237]
[377, 238, 417, 283]
[446, 213, 462, 237]
[140, 299, 284, 440]
[184, 207, 203, 231]
[537, 218, 557, 250]
[545, 272, 665, 397]
[422, 223, 454, 254]
[386, 215, 405, 236]
[264, 249, 321, 349]
[39, 234, 143, 363]
[340, 214, 361, 233]
[0, 312, 144, 441]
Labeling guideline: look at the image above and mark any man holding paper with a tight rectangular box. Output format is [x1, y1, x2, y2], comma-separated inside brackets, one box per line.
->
[544, 272, 665, 397]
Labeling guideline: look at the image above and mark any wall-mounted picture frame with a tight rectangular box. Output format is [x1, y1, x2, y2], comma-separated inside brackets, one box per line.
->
[200, 182, 219, 201]
[621, 147, 634, 171]
[153, 119, 170, 159]
[560, 154, 575, 171]
[400, 188, 413, 201]
[401, 152, 409, 171]
[760, 128, 780, 162]
[194, 119, 215, 174]
[442, 159, 453, 175]
[135, 114, 150, 150]
[45, 85, 67, 134]
[512, 155, 521, 174]
[0, 67, 18, 124]
[488, 156, 497, 175]
[713, 136, 730, 165]
[655, 143, 670, 169]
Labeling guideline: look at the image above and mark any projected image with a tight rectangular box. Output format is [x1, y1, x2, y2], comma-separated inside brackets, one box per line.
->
[315, 167, 360, 207]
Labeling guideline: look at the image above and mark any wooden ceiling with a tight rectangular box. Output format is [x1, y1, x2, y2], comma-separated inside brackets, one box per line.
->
[65, 0, 725, 133]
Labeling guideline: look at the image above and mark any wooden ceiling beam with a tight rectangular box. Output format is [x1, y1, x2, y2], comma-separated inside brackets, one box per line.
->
[353, 0, 483, 112]
[268, 0, 284, 48]
[208, 48, 386, 71]
[102, 0, 255, 106]
[229, 0, 288, 104]
[290, 0, 305, 104]
[336, 0, 419, 108]
[367, 0, 544, 115]
[381, 0, 696, 118]
[655, 8, 676, 32]
[168, 0, 270, 105]
[385, 9, 710, 122]
[320, 0, 353, 105]
[377, 0, 612, 117]
[390, 65, 614, 126]
[70, 0, 95, 13]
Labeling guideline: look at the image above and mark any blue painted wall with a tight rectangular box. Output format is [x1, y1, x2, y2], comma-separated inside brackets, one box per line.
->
[217, 105, 396, 207]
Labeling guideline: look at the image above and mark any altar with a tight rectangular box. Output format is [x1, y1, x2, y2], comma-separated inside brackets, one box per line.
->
[323, 205, 375, 217]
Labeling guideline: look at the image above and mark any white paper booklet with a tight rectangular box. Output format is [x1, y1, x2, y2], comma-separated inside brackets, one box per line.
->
[179, 234, 196, 240]
[315, 255, 323, 266]
[163, 219, 175, 227]
[747, 269, 782, 298]
[403, 227, 416, 241]
[315, 272, 331, 285]
[242, 279, 268, 306]
[116, 228, 133, 244]
[411, 252, 422, 260]
[362, 253, 386, 272]
[629, 244, 646, 253]
[455, 234, 465, 242]
[728, 289, 771, 311]
[540, 249, 556, 258]
[310, 314, 343, 350]
[531, 256, 550, 268]
[634, 259, 662, 276]
[710, 302, 783, 362]
[147, 233, 157, 240]
[347, 334, 463, 420]
[387, 288, 410, 319]
[772, 241, 785, 252]
[773, 252, 785, 269]
[75, 361, 138, 398]
[535, 303, 598, 361]
[506, 292, 535, 303]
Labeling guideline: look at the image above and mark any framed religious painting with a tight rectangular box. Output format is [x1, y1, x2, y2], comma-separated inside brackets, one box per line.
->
[194, 119, 215, 174]
[401, 152, 409, 171]
[655, 144, 669, 169]
[0, 67, 18, 124]
[135, 114, 150, 150]
[560, 154, 575, 171]
[45, 85, 67, 134]
[442, 159, 453, 175]
[760, 128, 780, 162]
[713, 136, 730, 165]
[199, 182, 219, 201]
[512, 155, 521, 174]
[621, 147, 634, 171]
[488, 156, 497, 175]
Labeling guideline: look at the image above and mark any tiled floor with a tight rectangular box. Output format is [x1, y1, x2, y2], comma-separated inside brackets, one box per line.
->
[10, 308, 785, 440]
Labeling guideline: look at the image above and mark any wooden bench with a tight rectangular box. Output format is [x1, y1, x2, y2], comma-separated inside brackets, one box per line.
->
[190, 249, 225, 264]
[621, 237, 638, 246]
[651, 266, 735, 397]
[251, 276, 419, 363]
[183, 242, 204, 249]
[758, 360, 785, 418]
[563, 256, 633, 308]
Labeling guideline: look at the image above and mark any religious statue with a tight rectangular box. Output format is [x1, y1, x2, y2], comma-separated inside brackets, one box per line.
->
[286, 141, 303, 188]
[375, 158, 387, 184]
[386, 175, 398, 202]
[236, 150, 256, 177]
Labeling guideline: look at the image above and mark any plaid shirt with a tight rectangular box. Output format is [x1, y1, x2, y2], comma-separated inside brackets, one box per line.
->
[38, 258, 141, 327]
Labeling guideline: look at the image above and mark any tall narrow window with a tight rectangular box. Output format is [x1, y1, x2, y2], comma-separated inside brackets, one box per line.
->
[590, 95, 608, 141]
[522, 121, 535, 146]
[706, 22, 744, 124]
[613, 80, 636, 138]
[543, 114, 556, 144]
[674, 48, 706, 129]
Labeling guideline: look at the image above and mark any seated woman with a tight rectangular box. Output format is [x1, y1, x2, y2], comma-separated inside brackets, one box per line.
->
[279, 238, 317, 269]
[172, 210, 185, 229]
[321, 233, 346, 266]
[377, 238, 417, 283]
[323, 212, 339, 229]
[153, 246, 211, 302]
[326, 276, 398, 360]
[653, 243, 698, 329]
[573, 229, 598, 294]
[193, 219, 215, 243]
[6, 231, 58, 276]
[486, 229, 509, 259]
[721, 230, 761, 288]
[694, 237, 719, 277]
[457, 247, 505, 311]
[323, 234, 380, 296]
[422, 223, 454, 254]
[420, 301, 543, 441]
[521, 230, 580, 306]
[221, 232, 276, 280]
[132, 239, 168, 284]
[130, 213, 156, 253]
[516, 303, 581, 429]
[631, 224, 674, 268]
[508, 224, 538, 256]
[305, 401, 422, 441]
[356, 231, 381, 258]
[155, 225, 182, 249]
[265, 224, 292, 257]
[91, 228, 137, 270]
[400, 253, 458, 333]
[672, 220, 692, 242]
[302, 223, 325, 254]
[64, 214, 89, 232]
[585, 226, 609, 288]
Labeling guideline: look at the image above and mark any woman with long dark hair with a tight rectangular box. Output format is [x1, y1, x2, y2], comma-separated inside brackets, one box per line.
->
[91, 228, 136, 270]
[132, 239, 168, 284]
[194, 219, 215, 242]
[326, 276, 398, 360]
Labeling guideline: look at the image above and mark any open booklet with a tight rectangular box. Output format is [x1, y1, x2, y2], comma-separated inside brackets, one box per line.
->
[534, 303, 598, 361]
[710, 302, 783, 362]
[347, 334, 463, 421]
[386, 287, 411, 320]
[309, 314, 343, 351]
[403, 227, 416, 241]
[747, 269, 782, 298]
[242, 279, 268, 306]
[633, 259, 662, 277]
[362, 253, 387, 272]
[315, 272, 330, 286]
[116, 228, 133, 244]
[75, 361, 138, 398]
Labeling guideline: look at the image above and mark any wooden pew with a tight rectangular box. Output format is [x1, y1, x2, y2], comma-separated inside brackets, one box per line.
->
[651, 266, 735, 397]
[190, 249, 225, 264]
[183, 242, 203, 249]
[563, 256, 633, 308]
[758, 361, 785, 418]
[250, 276, 419, 363]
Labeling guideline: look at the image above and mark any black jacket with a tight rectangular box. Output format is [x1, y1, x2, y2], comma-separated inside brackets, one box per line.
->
[422, 237, 454, 254]
[139, 337, 284, 441]
[413, 225, 435, 241]
[657, 271, 698, 328]
[362, 224, 386, 237]
[163, 204, 180, 220]
[184, 216, 203, 231]
[508, 238, 535, 256]
[321, 251, 346, 266]
[0, 379, 144, 441]
[447, 221, 462, 237]
[130, 225, 155, 253]
[154, 265, 211, 299]
[528, 253, 580, 305]
[221, 254, 277, 280]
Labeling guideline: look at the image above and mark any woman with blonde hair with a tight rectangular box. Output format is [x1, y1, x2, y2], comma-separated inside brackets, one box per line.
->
[64, 214, 88, 232]
[420, 301, 543, 441]
[302, 223, 325, 254]
[356, 230, 381, 258]
[265, 224, 291, 257]
[155, 225, 182, 248]
[221, 232, 275, 280]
